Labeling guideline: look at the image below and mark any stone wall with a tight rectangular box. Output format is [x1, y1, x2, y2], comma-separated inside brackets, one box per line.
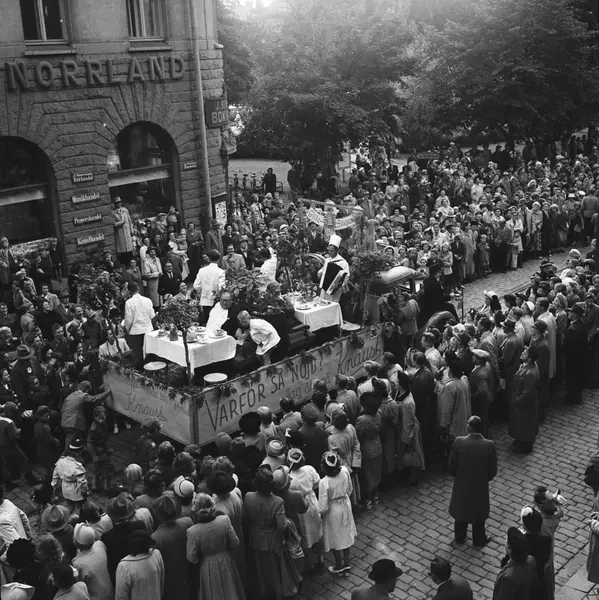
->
[0, 44, 226, 265]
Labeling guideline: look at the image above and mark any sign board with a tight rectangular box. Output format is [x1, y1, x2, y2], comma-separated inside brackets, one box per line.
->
[305, 207, 356, 231]
[71, 172, 94, 184]
[182, 161, 198, 171]
[71, 191, 100, 204]
[73, 213, 102, 226]
[415, 152, 441, 160]
[214, 199, 227, 226]
[76, 233, 104, 246]
[194, 326, 384, 445]
[205, 98, 229, 128]
[104, 367, 190, 444]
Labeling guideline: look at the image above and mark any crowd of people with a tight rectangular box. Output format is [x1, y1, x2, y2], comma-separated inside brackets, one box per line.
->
[0, 138, 597, 600]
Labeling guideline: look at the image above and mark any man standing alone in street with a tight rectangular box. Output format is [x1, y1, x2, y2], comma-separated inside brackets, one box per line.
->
[448, 415, 497, 548]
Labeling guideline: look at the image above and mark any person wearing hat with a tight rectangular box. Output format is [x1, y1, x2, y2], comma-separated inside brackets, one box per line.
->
[564, 303, 590, 405]
[469, 349, 492, 438]
[72, 522, 113, 600]
[429, 557, 473, 600]
[493, 526, 538, 599]
[134, 419, 162, 471]
[273, 465, 307, 535]
[535, 297, 557, 380]
[86, 406, 113, 493]
[498, 317, 523, 418]
[448, 415, 497, 548]
[51, 437, 88, 513]
[509, 345, 540, 454]
[61, 380, 111, 452]
[418, 260, 458, 326]
[169, 475, 195, 517]
[112, 196, 134, 264]
[150, 495, 193, 600]
[41, 504, 77, 560]
[261, 437, 287, 471]
[33, 405, 59, 484]
[101, 494, 148, 585]
[351, 558, 403, 599]
[317, 234, 349, 303]
[10, 342, 43, 405]
[297, 402, 327, 469]
[530, 321, 551, 420]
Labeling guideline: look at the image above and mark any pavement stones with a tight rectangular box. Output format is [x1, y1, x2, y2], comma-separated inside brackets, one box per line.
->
[7, 245, 597, 600]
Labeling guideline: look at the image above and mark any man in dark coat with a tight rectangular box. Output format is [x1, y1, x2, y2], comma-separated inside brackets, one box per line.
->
[430, 557, 473, 600]
[564, 304, 590, 404]
[448, 416, 497, 548]
[158, 262, 182, 299]
[498, 318, 522, 419]
[529, 320, 550, 419]
[418, 262, 457, 326]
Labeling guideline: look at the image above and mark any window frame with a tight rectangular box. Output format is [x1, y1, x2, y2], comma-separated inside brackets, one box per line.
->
[127, 0, 167, 40]
[21, 0, 68, 44]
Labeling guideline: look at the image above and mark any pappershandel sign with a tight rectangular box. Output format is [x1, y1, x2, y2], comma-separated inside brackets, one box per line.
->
[195, 326, 384, 445]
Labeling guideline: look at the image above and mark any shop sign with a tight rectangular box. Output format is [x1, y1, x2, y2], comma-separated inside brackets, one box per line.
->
[71, 191, 100, 204]
[182, 161, 198, 171]
[73, 213, 103, 226]
[195, 326, 384, 445]
[71, 172, 94, 184]
[416, 152, 441, 160]
[205, 98, 229, 128]
[77, 233, 104, 247]
[214, 199, 227, 226]
[4, 56, 186, 92]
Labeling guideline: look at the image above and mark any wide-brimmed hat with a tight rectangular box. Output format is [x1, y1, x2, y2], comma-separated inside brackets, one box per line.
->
[368, 559, 403, 583]
[16, 345, 32, 360]
[153, 494, 181, 523]
[483, 290, 497, 299]
[532, 320, 548, 334]
[41, 505, 70, 532]
[172, 476, 195, 499]
[69, 437, 84, 451]
[569, 304, 584, 318]
[272, 466, 291, 492]
[208, 472, 236, 496]
[265, 437, 285, 458]
[106, 493, 136, 523]
[503, 317, 516, 330]
[456, 331, 471, 346]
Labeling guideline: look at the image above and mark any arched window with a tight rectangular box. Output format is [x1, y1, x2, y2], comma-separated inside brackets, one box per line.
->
[108, 122, 179, 223]
[0, 138, 57, 243]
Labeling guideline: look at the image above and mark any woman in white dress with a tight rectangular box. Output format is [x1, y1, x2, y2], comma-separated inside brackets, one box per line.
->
[318, 451, 357, 576]
[287, 448, 323, 572]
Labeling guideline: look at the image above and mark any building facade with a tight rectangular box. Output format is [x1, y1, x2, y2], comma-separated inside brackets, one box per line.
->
[0, 0, 228, 268]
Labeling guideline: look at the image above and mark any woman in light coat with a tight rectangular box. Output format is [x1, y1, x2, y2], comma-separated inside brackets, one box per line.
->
[142, 247, 162, 309]
[115, 530, 164, 600]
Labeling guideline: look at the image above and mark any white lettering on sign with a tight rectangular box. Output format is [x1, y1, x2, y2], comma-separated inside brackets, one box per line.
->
[73, 213, 103, 226]
[182, 161, 198, 171]
[71, 172, 94, 184]
[77, 233, 104, 246]
[71, 191, 100, 204]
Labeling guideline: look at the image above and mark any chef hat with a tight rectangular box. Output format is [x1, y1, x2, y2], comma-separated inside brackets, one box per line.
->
[328, 234, 342, 248]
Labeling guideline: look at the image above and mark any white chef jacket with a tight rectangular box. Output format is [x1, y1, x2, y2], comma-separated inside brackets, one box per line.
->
[249, 318, 280, 355]
[193, 263, 226, 307]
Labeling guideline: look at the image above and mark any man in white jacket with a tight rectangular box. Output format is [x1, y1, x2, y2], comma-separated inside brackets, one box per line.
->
[193, 250, 225, 324]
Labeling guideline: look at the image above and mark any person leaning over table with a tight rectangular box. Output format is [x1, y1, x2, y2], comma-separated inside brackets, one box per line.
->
[235, 310, 280, 366]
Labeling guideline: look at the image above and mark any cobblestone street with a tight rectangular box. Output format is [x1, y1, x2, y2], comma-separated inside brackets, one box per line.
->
[7, 246, 597, 600]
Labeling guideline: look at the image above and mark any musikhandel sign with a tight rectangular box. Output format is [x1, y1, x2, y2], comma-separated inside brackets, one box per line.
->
[195, 326, 384, 445]
[4, 56, 185, 91]
[105, 366, 190, 444]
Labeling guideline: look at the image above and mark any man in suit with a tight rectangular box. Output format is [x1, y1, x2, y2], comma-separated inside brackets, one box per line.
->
[498, 317, 522, 418]
[54, 291, 74, 327]
[220, 244, 245, 274]
[307, 222, 324, 253]
[158, 262, 182, 299]
[418, 261, 457, 326]
[206, 291, 241, 336]
[39, 284, 59, 311]
[238, 237, 254, 270]
[430, 557, 473, 600]
[351, 559, 403, 600]
[448, 415, 497, 548]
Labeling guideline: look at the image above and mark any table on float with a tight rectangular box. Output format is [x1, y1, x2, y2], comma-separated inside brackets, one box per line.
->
[143, 330, 237, 370]
[292, 301, 343, 331]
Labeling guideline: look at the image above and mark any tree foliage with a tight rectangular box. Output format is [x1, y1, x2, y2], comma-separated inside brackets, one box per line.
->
[237, 0, 416, 187]
[403, 0, 599, 143]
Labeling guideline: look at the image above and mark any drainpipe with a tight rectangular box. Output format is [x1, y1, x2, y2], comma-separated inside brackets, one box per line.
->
[188, 0, 213, 231]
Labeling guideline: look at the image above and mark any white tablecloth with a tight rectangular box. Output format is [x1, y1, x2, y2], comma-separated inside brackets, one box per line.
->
[294, 302, 343, 332]
[143, 330, 237, 370]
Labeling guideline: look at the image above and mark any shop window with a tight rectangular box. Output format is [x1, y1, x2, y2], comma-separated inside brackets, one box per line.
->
[20, 0, 67, 42]
[108, 123, 177, 222]
[0, 138, 56, 244]
[127, 0, 166, 39]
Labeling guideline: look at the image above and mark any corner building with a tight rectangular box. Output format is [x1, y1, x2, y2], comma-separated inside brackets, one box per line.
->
[0, 0, 227, 266]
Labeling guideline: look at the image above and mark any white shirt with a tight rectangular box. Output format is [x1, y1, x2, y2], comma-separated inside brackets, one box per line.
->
[193, 262, 225, 307]
[206, 303, 228, 331]
[124, 293, 155, 335]
[249, 318, 280, 355]
[0, 498, 30, 548]
[99, 338, 131, 357]
[260, 257, 278, 284]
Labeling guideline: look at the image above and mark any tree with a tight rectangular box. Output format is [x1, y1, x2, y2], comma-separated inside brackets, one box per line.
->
[403, 0, 599, 143]
[237, 0, 416, 187]
[217, 0, 257, 104]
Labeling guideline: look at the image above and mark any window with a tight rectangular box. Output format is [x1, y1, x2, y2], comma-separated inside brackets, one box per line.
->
[127, 0, 165, 39]
[20, 0, 66, 42]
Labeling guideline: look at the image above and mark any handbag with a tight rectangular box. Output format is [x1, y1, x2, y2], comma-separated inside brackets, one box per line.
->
[402, 447, 420, 468]
[284, 518, 305, 560]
